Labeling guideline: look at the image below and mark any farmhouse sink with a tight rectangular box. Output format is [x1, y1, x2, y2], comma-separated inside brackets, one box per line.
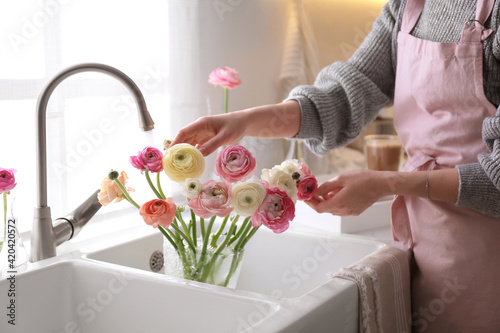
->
[0, 212, 384, 333]
[84, 224, 385, 332]
[0, 259, 279, 333]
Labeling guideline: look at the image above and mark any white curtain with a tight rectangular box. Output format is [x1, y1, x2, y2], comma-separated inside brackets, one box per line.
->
[167, 0, 206, 138]
[1, 0, 297, 233]
[278, 0, 321, 97]
[0, 0, 170, 231]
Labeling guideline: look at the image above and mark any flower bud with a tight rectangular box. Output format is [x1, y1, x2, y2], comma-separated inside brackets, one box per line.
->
[163, 139, 172, 151]
[108, 170, 119, 180]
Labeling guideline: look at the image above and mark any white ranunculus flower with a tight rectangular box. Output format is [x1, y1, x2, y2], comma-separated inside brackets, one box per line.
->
[182, 178, 203, 199]
[261, 168, 298, 203]
[162, 143, 205, 182]
[280, 159, 305, 180]
[231, 179, 267, 216]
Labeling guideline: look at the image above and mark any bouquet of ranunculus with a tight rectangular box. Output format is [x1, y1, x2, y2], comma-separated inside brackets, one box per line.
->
[98, 143, 317, 287]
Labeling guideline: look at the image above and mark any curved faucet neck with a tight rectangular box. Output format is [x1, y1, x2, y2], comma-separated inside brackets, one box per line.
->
[36, 62, 154, 208]
[32, 63, 155, 262]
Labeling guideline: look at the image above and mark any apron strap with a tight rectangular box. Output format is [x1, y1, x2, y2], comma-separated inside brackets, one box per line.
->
[461, 0, 495, 42]
[401, 0, 425, 34]
[476, 0, 495, 25]
[403, 0, 495, 41]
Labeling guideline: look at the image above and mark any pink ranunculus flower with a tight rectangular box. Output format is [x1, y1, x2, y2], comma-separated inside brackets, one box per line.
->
[188, 180, 233, 218]
[208, 67, 241, 89]
[252, 187, 295, 234]
[130, 147, 164, 173]
[297, 175, 318, 201]
[299, 163, 311, 177]
[215, 145, 256, 183]
[140, 198, 177, 228]
[0, 168, 17, 193]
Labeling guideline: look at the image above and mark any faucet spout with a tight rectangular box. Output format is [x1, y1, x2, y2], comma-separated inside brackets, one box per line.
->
[30, 63, 155, 262]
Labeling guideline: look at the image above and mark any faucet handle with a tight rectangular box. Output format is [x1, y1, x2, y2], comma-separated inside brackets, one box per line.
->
[53, 189, 102, 245]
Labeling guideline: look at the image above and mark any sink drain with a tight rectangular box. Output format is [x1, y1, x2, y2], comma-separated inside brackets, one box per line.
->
[149, 250, 164, 272]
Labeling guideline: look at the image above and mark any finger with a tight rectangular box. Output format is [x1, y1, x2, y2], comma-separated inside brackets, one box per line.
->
[305, 193, 323, 205]
[198, 133, 229, 156]
[320, 192, 335, 200]
[317, 180, 342, 197]
[304, 198, 322, 211]
[171, 116, 216, 147]
[305, 196, 336, 214]
[170, 126, 199, 147]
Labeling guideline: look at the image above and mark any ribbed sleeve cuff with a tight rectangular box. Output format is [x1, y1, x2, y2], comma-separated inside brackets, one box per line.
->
[284, 95, 323, 143]
[456, 163, 500, 219]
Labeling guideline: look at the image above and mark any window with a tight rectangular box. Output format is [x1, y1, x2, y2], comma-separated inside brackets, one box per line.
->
[0, 0, 170, 232]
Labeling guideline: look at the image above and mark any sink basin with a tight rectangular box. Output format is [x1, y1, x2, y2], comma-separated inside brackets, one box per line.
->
[0, 259, 279, 333]
[85, 225, 385, 332]
[1, 210, 384, 333]
[87, 227, 383, 298]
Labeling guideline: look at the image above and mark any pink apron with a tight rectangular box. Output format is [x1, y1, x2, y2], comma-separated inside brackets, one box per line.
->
[392, 0, 500, 331]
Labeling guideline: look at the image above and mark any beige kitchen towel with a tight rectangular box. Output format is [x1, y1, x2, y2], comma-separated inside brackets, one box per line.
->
[331, 246, 412, 333]
[278, 0, 320, 97]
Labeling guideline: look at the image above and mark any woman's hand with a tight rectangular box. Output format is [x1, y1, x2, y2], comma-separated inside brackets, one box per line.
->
[170, 113, 247, 156]
[305, 167, 460, 216]
[170, 100, 301, 156]
[305, 170, 391, 216]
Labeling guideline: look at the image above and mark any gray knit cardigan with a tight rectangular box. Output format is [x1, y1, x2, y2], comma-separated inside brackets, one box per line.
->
[289, 0, 500, 218]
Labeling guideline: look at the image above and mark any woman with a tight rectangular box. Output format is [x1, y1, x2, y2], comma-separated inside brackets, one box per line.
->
[171, 0, 500, 331]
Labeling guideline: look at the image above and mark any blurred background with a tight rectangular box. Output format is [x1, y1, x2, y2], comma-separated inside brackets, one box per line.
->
[0, 0, 389, 232]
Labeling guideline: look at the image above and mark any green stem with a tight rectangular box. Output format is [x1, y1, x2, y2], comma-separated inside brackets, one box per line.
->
[176, 210, 193, 244]
[113, 178, 140, 209]
[156, 172, 166, 200]
[170, 221, 196, 253]
[233, 218, 253, 250]
[158, 225, 177, 250]
[237, 225, 260, 251]
[199, 221, 238, 282]
[171, 234, 191, 278]
[195, 216, 217, 277]
[145, 170, 164, 199]
[224, 87, 229, 114]
[200, 217, 206, 240]
[167, 228, 178, 242]
[190, 209, 197, 247]
[223, 249, 244, 287]
[210, 214, 232, 247]
[228, 216, 250, 246]
[213, 220, 237, 257]
[293, 140, 299, 160]
[202, 216, 216, 255]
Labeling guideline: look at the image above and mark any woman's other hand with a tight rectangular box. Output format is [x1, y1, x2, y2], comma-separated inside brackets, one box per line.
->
[305, 170, 390, 216]
[305, 167, 459, 216]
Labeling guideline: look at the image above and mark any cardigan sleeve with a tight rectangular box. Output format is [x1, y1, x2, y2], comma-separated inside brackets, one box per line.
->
[456, 107, 500, 219]
[286, 0, 401, 156]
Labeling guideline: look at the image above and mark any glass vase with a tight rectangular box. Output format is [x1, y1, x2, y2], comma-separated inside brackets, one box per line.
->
[163, 237, 244, 288]
[0, 194, 28, 278]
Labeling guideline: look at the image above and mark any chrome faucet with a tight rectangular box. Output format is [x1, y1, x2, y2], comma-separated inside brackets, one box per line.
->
[30, 63, 155, 262]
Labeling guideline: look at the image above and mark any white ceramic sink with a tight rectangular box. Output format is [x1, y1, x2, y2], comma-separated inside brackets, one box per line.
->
[0, 212, 384, 333]
[84, 225, 385, 332]
[0, 259, 279, 333]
